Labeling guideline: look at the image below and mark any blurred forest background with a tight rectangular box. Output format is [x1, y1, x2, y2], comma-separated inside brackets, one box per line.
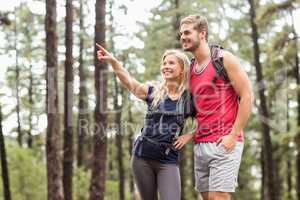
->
[0, 0, 300, 200]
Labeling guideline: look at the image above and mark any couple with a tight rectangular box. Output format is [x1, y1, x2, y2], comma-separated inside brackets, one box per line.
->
[97, 15, 253, 200]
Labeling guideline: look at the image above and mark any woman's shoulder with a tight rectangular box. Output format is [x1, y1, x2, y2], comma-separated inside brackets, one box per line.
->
[144, 81, 158, 105]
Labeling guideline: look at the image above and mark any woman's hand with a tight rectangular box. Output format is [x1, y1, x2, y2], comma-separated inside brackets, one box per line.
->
[173, 133, 194, 150]
[95, 43, 148, 100]
[96, 43, 117, 65]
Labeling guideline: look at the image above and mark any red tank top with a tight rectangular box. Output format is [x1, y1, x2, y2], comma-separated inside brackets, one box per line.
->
[190, 58, 244, 143]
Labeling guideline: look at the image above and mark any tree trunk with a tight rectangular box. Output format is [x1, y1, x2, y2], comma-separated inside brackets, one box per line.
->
[0, 105, 12, 200]
[14, 8, 22, 147]
[0, 14, 10, 26]
[115, 103, 125, 199]
[89, 0, 107, 199]
[261, 147, 265, 200]
[172, 0, 181, 49]
[108, 138, 114, 178]
[28, 63, 33, 148]
[286, 98, 292, 200]
[114, 75, 125, 200]
[63, 0, 74, 199]
[45, 0, 64, 199]
[106, 0, 115, 180]
[191, 146, 197, 199]
[107, 1, 126, 198]
[24, 10, 34, 148]
[247, 0, 277, 199]
[77, 0, 89, 169]
[273, 147, 282, 199]
[287, 159, 292, 200]
[290, 9, 300, 200]
[127, 104, 136, 200]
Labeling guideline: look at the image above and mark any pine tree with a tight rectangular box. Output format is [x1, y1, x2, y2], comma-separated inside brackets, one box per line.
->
[45, 0, 64, 199]
[89, 0, 107, 199]
[63, 0, 74, 199]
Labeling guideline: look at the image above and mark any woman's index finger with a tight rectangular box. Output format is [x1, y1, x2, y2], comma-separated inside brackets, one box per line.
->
[95, 43, 108, 53]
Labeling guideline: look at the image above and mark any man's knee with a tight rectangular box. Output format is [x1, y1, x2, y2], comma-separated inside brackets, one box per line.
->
[208, 192, 231, 200]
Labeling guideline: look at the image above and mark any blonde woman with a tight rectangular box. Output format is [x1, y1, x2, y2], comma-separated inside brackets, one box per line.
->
[96, 43, 195, 200]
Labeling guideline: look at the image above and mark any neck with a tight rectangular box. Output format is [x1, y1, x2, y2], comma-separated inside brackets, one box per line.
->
[166, 81, 180, 94]
[194, 42, 210, 64]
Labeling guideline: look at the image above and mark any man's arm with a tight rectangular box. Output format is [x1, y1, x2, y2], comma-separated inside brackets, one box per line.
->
[218, 51, 254, 151]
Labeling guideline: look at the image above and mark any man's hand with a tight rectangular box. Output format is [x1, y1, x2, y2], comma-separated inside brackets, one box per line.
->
[216, 134, 236, 152]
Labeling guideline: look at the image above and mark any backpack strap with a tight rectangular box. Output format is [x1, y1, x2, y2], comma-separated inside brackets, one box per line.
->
[190, 58, 196, 73]
[139, 90, 190, 156]
[164, 90, 189, 155]
[137, 128, 144, 156]
[210, 44, 230, 83]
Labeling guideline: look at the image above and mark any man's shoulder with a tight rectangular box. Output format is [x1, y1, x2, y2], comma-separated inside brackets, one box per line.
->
[222, 50, 239, 70]
[222, 50, 234, 59]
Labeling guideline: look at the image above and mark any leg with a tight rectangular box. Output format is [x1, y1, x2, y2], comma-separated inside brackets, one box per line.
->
[199, 192, 209, 200]
[157, 163, 181, 200]
[131, 156, 158, 200]
[208, 142, 244, 195]
[208, 192, 231, 200]
[194, 144, 210, 196]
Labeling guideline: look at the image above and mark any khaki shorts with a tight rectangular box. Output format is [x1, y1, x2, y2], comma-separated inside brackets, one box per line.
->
[194, 141, 244, 193]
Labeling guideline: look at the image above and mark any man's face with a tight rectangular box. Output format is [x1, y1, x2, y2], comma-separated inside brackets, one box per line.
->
[179, 23, 201, 52]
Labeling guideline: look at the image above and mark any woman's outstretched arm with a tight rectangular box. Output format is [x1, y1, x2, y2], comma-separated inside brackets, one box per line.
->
[96, 43, 148, 100]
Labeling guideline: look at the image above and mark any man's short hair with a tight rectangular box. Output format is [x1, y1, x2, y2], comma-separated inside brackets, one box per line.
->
[180, 15, 208, 41]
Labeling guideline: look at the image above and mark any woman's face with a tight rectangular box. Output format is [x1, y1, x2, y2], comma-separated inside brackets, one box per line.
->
[161, 54, 183, 83]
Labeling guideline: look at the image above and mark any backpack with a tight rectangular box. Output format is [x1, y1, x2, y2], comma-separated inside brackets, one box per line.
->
[191, 44, 230, 83]
[135, 90, 192, 157]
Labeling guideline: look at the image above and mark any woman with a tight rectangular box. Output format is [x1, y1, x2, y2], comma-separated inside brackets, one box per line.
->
[96, 43, 195, 200]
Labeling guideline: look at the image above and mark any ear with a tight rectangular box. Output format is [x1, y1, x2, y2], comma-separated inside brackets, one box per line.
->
[199, 31, 206, 40]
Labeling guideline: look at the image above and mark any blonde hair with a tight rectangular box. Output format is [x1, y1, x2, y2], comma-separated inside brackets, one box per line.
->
[151, 49, 190, 109]
[180, 15, 209, 41]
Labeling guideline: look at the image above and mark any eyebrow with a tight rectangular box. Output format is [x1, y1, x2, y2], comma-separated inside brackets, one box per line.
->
[179, 30, 190, 35]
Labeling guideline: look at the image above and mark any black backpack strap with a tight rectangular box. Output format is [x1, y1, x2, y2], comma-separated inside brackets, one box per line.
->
[177, 89, 189, 127]
[190, 58, 196, 69]
[164, 90, 189, 155]
[140, 91, 190, 156]
[136, 129, 144, 156]
[137, 108, 154, 156]
[210, 44, 230, 83]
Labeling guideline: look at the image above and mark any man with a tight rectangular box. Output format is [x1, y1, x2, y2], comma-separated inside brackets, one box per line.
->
[179, 15, 253, 200]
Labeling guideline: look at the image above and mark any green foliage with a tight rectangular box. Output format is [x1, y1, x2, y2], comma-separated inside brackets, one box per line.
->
[105, 180, 119, 200]
[73, 168, 91, 200]
[0, 141, 46, 200]
[257, 0, 298, 26]
[234, 139, 261, 200]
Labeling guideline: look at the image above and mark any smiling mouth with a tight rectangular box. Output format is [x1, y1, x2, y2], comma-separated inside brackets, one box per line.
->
[182, 42, 190, 47]
[162, 70, 173, 75]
